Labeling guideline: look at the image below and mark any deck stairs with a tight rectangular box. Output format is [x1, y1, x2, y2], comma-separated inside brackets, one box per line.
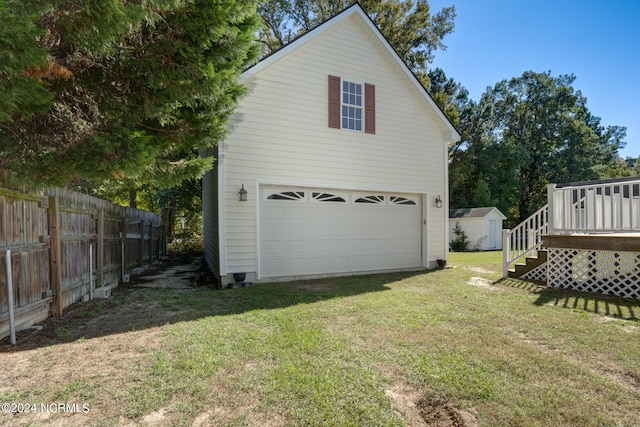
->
[507, 249, 547, 283]
[503, 178, 640, 298]
[502, 204, 548, 280]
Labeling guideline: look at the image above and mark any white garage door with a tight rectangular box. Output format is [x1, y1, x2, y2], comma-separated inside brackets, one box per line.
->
[259, 186, 422, 278]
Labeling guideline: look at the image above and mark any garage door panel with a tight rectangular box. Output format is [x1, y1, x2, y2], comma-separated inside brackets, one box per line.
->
[285, 224, 310, 238]
[260, 186, 422, 278]
[308, 257, 330, 272]
[349, 255, 372, 269]
[262, 240, 285, 253]
[308, 239, 330, 253]
[284, 239, 308, 253]
[261, 258, 285, 276]
[329, 238, 356, 252]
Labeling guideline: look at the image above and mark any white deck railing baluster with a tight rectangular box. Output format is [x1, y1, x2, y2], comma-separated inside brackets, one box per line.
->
[503, 177, 640, 278]
[502, 204, 548, 277]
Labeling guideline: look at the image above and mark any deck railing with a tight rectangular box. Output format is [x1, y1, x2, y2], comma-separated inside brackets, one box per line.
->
[502, 177, 640, 277]
[502, 204, 548, 277]
[548, 178, 640, 234]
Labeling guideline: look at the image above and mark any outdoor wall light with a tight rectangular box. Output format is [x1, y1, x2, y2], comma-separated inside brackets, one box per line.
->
[239, 184, 248, 202]
[434, 195, 443, 208]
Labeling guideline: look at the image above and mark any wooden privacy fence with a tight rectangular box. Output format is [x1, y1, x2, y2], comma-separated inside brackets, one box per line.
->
[0, 185, 165, 340]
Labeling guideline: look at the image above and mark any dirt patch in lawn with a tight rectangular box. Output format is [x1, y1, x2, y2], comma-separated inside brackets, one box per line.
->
[385, 383, 478, 427]
[467, 276, 500, 291]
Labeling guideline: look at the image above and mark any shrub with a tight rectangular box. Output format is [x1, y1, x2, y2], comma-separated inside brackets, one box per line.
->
[450, 221, 469, 252]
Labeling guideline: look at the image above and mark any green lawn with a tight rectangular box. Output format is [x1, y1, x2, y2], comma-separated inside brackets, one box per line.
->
[3, 251, 640, 426]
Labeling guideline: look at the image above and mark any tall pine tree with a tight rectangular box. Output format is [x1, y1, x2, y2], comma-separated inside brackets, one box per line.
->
[0, 0, 261, 190]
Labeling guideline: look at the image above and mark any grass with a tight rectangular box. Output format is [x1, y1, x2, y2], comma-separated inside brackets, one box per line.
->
[3, 251, 640, 426]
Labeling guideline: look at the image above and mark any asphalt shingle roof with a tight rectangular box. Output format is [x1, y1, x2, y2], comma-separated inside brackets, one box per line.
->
[449, 207, 500, 219]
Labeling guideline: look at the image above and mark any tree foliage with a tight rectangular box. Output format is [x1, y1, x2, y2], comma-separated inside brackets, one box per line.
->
[427, 67, 473, 153]
[0, 1, 52, 122]
[449, 71, 626, 225]
[0, 0, 261, 190]
[258, 0, 456, 83]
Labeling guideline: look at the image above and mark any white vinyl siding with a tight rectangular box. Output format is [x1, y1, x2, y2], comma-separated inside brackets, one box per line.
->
[201, 148, 220, 278]
[216, 13, 450, 279]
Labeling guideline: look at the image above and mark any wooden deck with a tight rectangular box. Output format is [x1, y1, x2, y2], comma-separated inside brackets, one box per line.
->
[543, 233, 640, 252]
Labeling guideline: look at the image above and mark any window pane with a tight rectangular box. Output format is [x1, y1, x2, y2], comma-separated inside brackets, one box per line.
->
[340, 81, 364, 130]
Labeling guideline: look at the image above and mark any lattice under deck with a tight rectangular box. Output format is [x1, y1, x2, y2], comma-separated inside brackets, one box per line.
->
[547, 248, 640, 299]
[521, 262, 548, 282]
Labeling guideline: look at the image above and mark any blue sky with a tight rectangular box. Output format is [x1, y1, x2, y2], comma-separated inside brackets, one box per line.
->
[428, 0, 640, 158]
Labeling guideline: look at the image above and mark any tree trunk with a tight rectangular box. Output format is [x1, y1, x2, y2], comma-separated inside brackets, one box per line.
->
[129, 188, 137, 209]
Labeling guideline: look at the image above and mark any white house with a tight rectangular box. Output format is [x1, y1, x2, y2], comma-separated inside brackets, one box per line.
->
[202, 4, 460, 285]
[449, 207, 506, 251]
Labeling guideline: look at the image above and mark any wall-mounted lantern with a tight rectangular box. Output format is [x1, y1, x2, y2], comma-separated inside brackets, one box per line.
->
[239, 184, 248, 202]
[434, 195, 443, 208]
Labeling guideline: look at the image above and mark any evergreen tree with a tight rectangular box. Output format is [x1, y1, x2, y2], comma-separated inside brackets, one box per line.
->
[0, 0, 261, 190]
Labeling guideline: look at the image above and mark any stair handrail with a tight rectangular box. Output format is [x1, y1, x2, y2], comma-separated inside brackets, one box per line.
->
[502, 204, 548, 277]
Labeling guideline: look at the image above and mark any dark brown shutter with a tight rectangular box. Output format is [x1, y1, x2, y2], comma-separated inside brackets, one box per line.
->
[365, 83, 375, 134]
[328, 75, 341, 129]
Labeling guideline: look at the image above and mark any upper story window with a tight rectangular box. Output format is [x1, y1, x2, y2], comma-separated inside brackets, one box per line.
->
[342, 81, 362, 131]
[328, 75, 375, 134]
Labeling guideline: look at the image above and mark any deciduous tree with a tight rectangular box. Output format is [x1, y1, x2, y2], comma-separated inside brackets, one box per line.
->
[258, 0, 456, 84]
[449, 71, 626, 225]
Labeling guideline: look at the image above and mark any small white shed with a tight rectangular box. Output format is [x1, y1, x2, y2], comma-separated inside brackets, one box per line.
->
[449, 207, 506, 251]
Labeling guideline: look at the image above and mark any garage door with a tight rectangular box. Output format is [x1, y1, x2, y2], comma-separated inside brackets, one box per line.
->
[259, 186, 422, 278]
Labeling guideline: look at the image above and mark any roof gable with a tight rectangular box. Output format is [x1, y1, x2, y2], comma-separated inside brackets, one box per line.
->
[243, 3, 460, 144]
[449, 207, 507, 220]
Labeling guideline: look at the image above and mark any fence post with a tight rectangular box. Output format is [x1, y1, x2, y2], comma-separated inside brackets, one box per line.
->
[121, 218, 127, 282]
[148, 222, 154, 262]
[5, 249, 16, 345]
[97, 209, 104, 288]
[139, 219, 145, 266]
[48, 196, 63, 317]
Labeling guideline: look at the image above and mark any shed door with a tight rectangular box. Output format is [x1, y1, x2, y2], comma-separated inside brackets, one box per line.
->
[488, 220, 497, 249]
[259, 186, 422, 278]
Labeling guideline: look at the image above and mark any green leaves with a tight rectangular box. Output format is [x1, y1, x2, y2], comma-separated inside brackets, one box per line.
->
[0, 0, 51, 121]
[258, 0, 456, 83]
[0, 0, 261, 193]
[449, 70, 627, 226]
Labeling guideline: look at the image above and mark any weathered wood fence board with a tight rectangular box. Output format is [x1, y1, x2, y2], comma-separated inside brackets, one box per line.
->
[0, 183, 164, 340]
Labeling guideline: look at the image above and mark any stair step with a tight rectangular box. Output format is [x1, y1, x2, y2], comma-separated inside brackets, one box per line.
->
[509, 249, 548, 279]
